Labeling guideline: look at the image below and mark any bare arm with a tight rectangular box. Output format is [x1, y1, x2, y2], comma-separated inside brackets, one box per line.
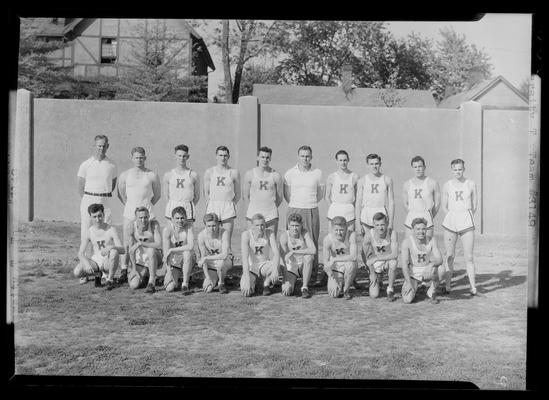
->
[117, 172, 127, 205]
[241, 231, 250, 274]
[369, 230, 399, 263]
[136, 221, 162, 250]
[242, 170, 253, 205]
[430, 237, 443, 268]
[111, 177, 117, 194]
[292, 231, 316, 256]
[332, 232, 357, 262]
[400, 239, 412, 284]
[471, 181, 478, 214]
[316, 174, 324, 203]
[283, 182, 291, 204]
[386, 176, 395, 231]
[322, 236, 335, 278]
[151, 173, 161, 205]
[432, 179, 441, 218]
[108, 227, 125, 254]
[192, 171, 201, 205]
[269, 230, 280, 270]
[203, 169, 211, 203]
[78, 177, 86, 197]
[355, 178, 364, 233]
[162, 172, 170, 204]
[274, 172, 283, 208]
[170, 226, 195, 252]
[233, 169, 241, 204]
[204, 230, 230, 261]
[441, 182, 449, 215]
[324, 174, 333, 206]
[162, 226, 172, 257]
[402, 180, 409, 212]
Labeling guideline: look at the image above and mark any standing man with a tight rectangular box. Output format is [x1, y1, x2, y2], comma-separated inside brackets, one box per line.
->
[439, 159, 478, 296]
[322, 216, 358, 300]
[204, 146, 240, 253]
[240, 214, 280, 297]
[284, 145, 324, 286]
[77, 135, 117, 284]
[117, 147, 161, 284]
[400, 218, 442, 304]
[243, 146, 283, 237]
[402, 156, 440, 237]
[163, 144, 200, 225]
[356, 153, 395, 235]
[361, 213, 399, 301]
[325, 150, 359, 230]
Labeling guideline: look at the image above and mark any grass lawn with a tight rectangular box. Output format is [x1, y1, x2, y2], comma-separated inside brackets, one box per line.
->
[11, 220, 527, 389]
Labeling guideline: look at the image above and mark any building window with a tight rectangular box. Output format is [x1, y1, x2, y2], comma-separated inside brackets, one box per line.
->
[101, 38, 117, 64]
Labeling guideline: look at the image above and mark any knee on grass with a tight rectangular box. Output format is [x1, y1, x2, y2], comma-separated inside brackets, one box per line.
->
[129, 273, 145, 290]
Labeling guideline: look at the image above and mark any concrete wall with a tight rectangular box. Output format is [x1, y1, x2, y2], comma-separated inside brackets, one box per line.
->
[32, 98, 240, 225]
[259, 103, 472, 234]
[478, 82, 528, 108]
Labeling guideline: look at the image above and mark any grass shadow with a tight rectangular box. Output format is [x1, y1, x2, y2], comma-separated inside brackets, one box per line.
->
[440, 269, 527, 300]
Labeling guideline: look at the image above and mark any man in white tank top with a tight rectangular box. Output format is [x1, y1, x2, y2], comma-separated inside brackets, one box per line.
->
[204, 146, 240, 254]
[74, 203, 124, 290]
[439, 159, 478, 296]
[126, 207, 162, 293]
[77, 135, 117, 245]
[243, 146, 283, 237]
[402, 155, 440, 238]
[284, 145, 324, 286]
[240, 214, 280, 297]
[356, 154, 395, 235]
[162, 206, 195, 294]
[361, 212, 399, 301]
[325, 150, 359, 230]
[117, 147, 161, 284]
[279, 212, 316, 298]
[162, 144, 200, 224]
[400, 218, 442, 304]
[197, 213, 232, 294]
[322, 216, 358, 300]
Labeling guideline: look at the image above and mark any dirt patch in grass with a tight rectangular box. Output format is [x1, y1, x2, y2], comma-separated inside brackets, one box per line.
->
[11, 220, 527, 389]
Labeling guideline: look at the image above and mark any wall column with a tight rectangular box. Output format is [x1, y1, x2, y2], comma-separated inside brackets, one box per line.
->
[459, 101, 482, 232]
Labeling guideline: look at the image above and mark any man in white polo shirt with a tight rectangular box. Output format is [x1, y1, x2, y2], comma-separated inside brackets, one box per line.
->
[77, 135, 117, 283]
[284, 145, 324, 286]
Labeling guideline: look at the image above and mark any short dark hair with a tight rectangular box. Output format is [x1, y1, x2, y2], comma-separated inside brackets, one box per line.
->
[297, 145, 312, 154]
[335, 150, 349, 160]
[216, 146, 230, 155]
[366, 153, 381, 163]
[134, 206, 149, 216]
[258, 146, 272, 155]
[87, 203, 104, 215]
[251, 213, 266, 223]
[372, 212, 387, 223]
[411, 217, 427, 227]
[451, 158, 465, 168]
[171, 206, 187, 218]
[287, 213, 303, 224]
[174, 144, 189, 153]
[331, 216, 347, 227]
[94, 135, 109, 144]
[410, 155, 425, 167]
[203, 213, 220, 224]
[131, 147, 146, 156]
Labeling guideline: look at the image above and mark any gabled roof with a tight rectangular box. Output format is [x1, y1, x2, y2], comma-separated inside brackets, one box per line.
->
[253, 84, 437, 108]
[438, 75, 528, 108]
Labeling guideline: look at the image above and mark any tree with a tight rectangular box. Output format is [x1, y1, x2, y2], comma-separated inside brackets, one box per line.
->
[430, 27, 493, 102]
[239, 63, 280, 96]
[17, 18, 75, 97]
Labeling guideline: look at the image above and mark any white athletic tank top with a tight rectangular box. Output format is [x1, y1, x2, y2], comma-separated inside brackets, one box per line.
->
[407, 178, 434, 212]
[328, 232, 351, 258]
[363, 175, 387, 208]
[331, 172, 355, 204]
[409, 236, 433, 268]
[170, 223, 188, 248]
[168, 169, 194, 203]
[369, 228, 392, 256]
[89, 226, 116, 256]
[248, 230, 271, 265]
[249, 168, 276, 208]
[447, 179, 473, 212]
[126, 170, 154, 209]
[285, 230, 305, 263]
[133, 220, 155, 243]
[204, 228, 225, 256]
[209, 168, 235, 202]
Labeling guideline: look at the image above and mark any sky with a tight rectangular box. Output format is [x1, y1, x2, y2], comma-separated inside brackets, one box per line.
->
[204, 13, 533, 100]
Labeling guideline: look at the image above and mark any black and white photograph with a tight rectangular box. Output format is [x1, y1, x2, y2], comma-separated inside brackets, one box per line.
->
[7, 11, 539, 392]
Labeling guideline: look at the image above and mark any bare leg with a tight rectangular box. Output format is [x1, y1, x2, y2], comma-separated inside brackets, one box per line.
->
[222, 219, 235, 253]
[461, 230, 477, 293]
[146, 248, 157, 286]
[442, 229, 458, 290]
[301, 255, 313, 290]
[281, 268, 297, 296]
[181, 251, 192, 288]
[107, 249, 119, 281]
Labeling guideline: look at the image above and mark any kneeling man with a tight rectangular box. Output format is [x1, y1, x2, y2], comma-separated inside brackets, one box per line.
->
[74, 203, 124, 290]
[240, 213, 280, 296]
[322, 216, 358, 300]
[400, 217, 442, 304]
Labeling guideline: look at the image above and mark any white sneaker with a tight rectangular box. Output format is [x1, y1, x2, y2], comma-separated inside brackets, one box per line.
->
[79, 276, 89, 284]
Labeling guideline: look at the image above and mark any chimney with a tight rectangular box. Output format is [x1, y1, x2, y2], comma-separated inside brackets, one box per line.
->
[342, 64, 353, 93]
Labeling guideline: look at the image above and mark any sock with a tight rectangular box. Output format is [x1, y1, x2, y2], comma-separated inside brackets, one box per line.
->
[387, 286, 393, 293]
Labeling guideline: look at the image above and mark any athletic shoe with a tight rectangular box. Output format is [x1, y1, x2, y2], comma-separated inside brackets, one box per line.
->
[343, 290, 352, 300]
[386, 290, 396, 302]
[439, 286, 451, 295]
[94, 276, 102, 287]
[118, 269, 128, 284]
[145, 283, 155, 293]
[301, 287, 311, 299]
[105, 280, 115, 291]
[79, 276, 89, 284]
[430, 293, 439, 304]
[218, 284, 228, 294]
[155, 276, 164, 286]
[181, 285, 190, 296]
[470, 287, 477, 297]
[262, 285, 271, 296]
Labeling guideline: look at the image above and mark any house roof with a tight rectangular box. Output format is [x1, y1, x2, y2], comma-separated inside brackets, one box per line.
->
[32, 18, 67, 37]
[438, 75, 528, 108]
[252, 84, 437, 108]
